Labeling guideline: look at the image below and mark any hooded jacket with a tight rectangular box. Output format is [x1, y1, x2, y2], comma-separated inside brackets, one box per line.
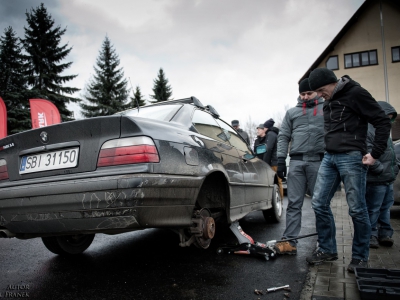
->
[260, 126, 279, 166]
[366, 101, 399, 184]
[277, 95, 325, 160]
[323, 76, 391, 158]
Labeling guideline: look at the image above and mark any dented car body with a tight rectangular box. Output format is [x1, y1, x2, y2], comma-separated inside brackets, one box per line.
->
[0, 97, 281, 254]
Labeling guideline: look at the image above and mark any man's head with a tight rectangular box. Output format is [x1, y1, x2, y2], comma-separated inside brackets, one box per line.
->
[256, 124, 265, 137]
[263, 118, 275, 132]
[309, 68, 338, 100]
[299, 78, 317, 100]
[231, 120, 240, 130]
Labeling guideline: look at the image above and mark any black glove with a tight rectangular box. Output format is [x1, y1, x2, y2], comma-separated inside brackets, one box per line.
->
[277, 157, 287, 179]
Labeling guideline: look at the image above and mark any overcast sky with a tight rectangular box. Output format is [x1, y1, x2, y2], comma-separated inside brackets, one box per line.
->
[0, 0, 365, 130]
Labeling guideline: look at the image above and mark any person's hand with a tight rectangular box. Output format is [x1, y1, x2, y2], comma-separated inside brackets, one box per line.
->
[362, 153, 376, 165]
[277, 157, 287, 179]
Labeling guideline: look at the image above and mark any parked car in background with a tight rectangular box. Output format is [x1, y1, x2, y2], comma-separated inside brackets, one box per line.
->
[393, 140, 400, 204]
[0, 97, 282, 255]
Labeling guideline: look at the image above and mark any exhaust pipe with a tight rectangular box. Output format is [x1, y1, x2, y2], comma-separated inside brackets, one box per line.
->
[0, 229, 16, 238]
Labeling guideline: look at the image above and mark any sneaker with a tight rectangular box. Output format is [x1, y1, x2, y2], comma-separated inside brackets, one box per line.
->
[347, 258, 368, 273]
[306, 250, 338, 264]
[378, 236, 394, 247]
[274, 241, 297, 255]
[369, 236, 379, 249]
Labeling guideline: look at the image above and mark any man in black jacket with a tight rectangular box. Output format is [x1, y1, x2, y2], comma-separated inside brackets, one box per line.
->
[305, 68, 391, 273]
[366, 101, 398, 249]
[262, 118, 283, 198]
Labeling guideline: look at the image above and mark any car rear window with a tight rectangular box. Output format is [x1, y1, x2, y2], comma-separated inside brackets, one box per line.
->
[119, 104, 182, 121]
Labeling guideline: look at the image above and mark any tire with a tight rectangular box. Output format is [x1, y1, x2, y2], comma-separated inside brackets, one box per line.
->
[42, 234, 95, 255]
[42, 236, 63, 254]
[262, 184, 283, 223]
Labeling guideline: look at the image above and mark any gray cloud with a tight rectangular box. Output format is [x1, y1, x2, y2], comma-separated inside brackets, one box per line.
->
[1, 0, 365, 125]
[0, 0, 61, 36]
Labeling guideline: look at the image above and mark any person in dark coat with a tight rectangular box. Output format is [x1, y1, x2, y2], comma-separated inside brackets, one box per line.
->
[366, 101, 398, 249]
[263, 118, 283, 198]
[305, 68, 391, 273]
[231, 120, 250, 144]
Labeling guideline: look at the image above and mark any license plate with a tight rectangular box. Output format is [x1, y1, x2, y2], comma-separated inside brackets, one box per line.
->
[20, 147, 79, 174]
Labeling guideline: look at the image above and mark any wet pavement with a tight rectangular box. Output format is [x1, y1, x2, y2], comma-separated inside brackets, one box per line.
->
[0, 196, 318, 300]
[305, 190, 400, 300]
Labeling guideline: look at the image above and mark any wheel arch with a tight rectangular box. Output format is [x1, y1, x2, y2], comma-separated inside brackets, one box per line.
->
[195, 170, 230, 221]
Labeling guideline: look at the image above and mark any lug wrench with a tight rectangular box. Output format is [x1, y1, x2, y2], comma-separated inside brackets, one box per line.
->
[266, 233, 318, 247]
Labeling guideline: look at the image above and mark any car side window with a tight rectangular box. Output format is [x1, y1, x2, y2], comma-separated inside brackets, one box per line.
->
[192, 110, 227, 143]
[215, 119, 252, 153]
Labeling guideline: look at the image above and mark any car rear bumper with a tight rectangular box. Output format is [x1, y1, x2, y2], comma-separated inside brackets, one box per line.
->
[0, 173, 204, 237]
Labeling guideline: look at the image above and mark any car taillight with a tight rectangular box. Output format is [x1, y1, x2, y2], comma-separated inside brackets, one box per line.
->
[0, 159, 9, 180]
[97, 136, 160, 167]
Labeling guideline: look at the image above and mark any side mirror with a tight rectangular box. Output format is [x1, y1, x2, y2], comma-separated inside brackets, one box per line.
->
[255, 144, 267, 155]
[243, 153, 255, 160]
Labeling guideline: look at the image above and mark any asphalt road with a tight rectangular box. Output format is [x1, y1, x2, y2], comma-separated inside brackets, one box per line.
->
[0, 196, 318, 300]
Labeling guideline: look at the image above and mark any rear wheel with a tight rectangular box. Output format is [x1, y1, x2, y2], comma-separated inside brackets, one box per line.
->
[42, 234, 95, 255]
[262, 184, 283, 223]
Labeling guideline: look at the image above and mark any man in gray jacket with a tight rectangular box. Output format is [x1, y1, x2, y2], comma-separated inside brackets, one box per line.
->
[274, 78, 325, 255]
[366, 101, 398, 249]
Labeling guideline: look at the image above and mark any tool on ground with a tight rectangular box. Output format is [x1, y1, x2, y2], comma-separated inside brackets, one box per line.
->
[266, 232, 318, 247]
[266, 284, 290, 293]
[216, 221, 276, 260]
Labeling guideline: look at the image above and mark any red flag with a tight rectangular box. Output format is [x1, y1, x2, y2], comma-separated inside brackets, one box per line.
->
[29, 99, 61, 129]
[0, 97, 7, 139]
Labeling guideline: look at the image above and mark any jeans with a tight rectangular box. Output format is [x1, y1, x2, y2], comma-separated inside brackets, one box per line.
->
[365, 184, 394, 238]
[283, 160, 321, 242]
[311, 151, 370, 261]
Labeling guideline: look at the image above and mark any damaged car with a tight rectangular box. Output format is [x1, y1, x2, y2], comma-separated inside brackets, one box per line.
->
[0, 97, 282, 255]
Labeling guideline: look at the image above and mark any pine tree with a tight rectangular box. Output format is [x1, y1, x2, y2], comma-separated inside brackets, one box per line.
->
[130, 86, 146, 108]
[149, 68, 172, 102]
[22, 3, 80, 121]
[0, 26, 31, 134]
[80, 36, 130, 117]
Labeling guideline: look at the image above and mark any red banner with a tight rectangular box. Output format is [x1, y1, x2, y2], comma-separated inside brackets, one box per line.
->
[30, 99, 61, 129]
[0, 97, 7, 139]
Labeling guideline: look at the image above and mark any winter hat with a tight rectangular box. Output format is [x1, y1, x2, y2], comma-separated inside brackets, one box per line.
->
[256, 124, 264, 129]
[231, 120, 239, 127]
[309, 68, 338, 90]
[263, 118, 275, 129]
[299, 78, 312, 93]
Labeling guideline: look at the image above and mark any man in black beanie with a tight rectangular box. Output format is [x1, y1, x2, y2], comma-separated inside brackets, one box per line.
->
[274, 78, 324, 255]
[306, 68, 391, 273]
[262, 118, 283, 198]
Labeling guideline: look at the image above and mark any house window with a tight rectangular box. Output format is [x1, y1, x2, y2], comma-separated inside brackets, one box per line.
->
[392, 46, 400, 63]
[344, 50, 378, 68]
[326, 56, 339, 70]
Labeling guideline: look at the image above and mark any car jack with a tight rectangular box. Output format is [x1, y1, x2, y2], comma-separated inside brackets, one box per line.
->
[216, 221, 277, 261]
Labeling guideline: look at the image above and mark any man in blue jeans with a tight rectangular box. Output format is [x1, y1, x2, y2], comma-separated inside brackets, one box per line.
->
[305, 68, 391, 273]
[366, 101, 398, 249]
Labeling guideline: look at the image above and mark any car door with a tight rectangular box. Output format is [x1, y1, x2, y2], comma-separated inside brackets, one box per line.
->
[215, 119, 271, 209]
[191, 110, 245, 210]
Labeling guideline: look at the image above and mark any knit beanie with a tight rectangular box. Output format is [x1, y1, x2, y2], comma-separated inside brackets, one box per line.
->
[309, 68, 338, 90]
[256, 124, 264, 129]
[263, 118, 275, 129]
[231, 120, 239, 127]
[299, 78, 311, 93]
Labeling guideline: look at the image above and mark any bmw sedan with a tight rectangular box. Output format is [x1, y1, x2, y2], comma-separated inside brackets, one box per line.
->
[0, 97, 282, 255]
